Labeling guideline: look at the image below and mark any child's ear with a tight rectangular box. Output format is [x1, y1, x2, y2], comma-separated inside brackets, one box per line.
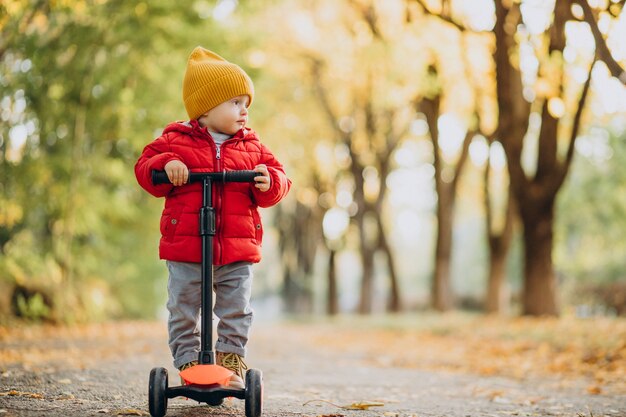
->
[197, 111, 209, 123]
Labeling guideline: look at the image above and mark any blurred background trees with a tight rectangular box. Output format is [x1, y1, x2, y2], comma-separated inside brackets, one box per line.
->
[1, 0, 625, 322]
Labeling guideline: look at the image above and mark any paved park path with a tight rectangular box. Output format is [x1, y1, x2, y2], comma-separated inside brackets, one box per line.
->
[0, 319, 624, 417]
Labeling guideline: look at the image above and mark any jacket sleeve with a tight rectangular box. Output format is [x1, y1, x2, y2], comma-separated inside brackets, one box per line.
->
[134, 134, 183, 198]
[252, 144, 292, 208]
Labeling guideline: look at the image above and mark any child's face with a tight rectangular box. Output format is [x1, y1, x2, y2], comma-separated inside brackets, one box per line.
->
[200, 95, 250, 135]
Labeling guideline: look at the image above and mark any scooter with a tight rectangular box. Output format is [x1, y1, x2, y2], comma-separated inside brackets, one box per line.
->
[148, 169, 263, 417]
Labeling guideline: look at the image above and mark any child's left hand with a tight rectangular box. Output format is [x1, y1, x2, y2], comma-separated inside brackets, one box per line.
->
[254, 164, 271, 192]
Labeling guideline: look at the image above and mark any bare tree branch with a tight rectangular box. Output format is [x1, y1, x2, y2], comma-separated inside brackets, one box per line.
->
[554, 55, 595, 191]
[348, 0, 383, 39]
[574, 0, 626, 85]
[387, 110, 412, 155]
[308, 57, 350, 143]
[451, 130, 474, 191]
[492, 0, 531, 201]
[412, 0, 469, 31]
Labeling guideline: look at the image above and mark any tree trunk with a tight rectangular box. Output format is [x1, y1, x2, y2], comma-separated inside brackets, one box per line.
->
[484, 156, 515, 314]
[373, 153, 403, 312]
[520, 202, 558, 315]
[420, 89, 468, 312]
[357, 210, 376, 314]
[278, 201, 320, 314]
[485, 252, 508, 313]
[433, 185, 455, 311]
[349, 136, 377, 314]
[485, 206, 515, 314]
[376, 216, 401, 312]
[327, 248, 338, 315]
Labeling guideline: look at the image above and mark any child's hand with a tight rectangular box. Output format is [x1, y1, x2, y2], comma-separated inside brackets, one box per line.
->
[254, 164, 271, 192]
[164, 160, 189, 186]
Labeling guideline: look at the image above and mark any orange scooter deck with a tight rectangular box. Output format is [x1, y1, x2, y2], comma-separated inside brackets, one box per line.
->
[180, 364, 233, 386]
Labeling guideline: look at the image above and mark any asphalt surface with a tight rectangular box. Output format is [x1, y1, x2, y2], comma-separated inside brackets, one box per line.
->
[0, 319, 624, 417]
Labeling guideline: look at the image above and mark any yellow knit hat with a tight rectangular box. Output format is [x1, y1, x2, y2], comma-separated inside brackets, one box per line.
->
[182, 47, 254, 120]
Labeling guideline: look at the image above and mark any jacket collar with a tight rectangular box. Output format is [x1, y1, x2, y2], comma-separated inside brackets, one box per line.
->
[163, 119, 255, 141]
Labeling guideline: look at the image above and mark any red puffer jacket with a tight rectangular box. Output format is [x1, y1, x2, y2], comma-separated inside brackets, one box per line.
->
[135, 120, 291, 265]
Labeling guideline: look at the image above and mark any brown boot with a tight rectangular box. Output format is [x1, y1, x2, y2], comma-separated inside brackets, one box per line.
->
[216, 352, 248, 389]
[178, 360, 198, 385]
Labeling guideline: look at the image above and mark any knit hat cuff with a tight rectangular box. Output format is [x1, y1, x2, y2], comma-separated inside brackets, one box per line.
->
[184, 72, 254, 120]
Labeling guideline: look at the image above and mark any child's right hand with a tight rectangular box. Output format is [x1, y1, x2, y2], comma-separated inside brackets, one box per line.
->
[164, 160, 189, 186]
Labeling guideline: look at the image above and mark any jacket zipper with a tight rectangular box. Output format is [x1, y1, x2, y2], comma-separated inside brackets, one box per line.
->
[214, 143, 223, 265]
[211, 132, 241, 265]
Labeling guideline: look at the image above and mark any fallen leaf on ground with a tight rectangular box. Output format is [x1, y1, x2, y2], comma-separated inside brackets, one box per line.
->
[521, 396, 545, 405]
[0, 390, 43, 399]
[484, 389, 505, 400]
[586, 385, 602, 395]
[343, 401, 385, 410]
[114, 408, 145, 416]
[304, 399, 385, 410]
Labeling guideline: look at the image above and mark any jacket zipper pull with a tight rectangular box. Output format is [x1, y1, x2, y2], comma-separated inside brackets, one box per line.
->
[216, 145, 221, 159]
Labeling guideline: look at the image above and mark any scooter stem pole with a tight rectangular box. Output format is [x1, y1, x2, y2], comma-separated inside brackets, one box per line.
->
[199, 177, 216, 365]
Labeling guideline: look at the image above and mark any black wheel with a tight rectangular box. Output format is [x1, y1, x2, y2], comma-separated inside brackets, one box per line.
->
[245, 369, 263, 417]
[149, 367, 168, 417]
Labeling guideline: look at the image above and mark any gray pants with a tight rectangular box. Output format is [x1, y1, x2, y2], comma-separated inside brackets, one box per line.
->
[166, 261, 254, 369]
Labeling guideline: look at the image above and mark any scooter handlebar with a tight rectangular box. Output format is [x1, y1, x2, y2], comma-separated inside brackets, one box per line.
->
[152, 170, 261, 185]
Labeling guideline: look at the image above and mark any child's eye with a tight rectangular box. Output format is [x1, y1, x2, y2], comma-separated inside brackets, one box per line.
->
[233, 99, 240, 105]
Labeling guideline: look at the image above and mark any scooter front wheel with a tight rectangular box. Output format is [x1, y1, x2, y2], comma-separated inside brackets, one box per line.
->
[149, 367, 168, 417]
[245, 368, 263, 417]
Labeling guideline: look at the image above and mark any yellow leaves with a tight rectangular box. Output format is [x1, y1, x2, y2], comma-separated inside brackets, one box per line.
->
[134, 3, 147, 17]
[114, 409, 146, 416]
[0, 390, 44, 399]
[101, 409, 148, 416]
[304, 399, 385, 410]
[0, 322, 167, 371]
[311, 315, 626, 396]
[547, 97, 566, 118]
[57, 44, 78, 67]
[0, 201, 23, 228]
[586, 384, 603, 395]
[536, 51, 565, 100]
[535, 78, 556, 99]
[30, 13, 49, 34]
[477, 364, 498, 376]
[48, 84, 65, 100]
[342, 401, 385, 410]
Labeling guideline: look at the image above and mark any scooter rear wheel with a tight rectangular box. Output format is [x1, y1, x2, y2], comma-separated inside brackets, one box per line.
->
[149, 367, 168, 417]
[245, 369, 263, 417]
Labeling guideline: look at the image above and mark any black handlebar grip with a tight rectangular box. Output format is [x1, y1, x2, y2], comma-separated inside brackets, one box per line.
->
[224, 170, 262, 182]
[152, 170, 171, 185]
[151, 170, 261, 185]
